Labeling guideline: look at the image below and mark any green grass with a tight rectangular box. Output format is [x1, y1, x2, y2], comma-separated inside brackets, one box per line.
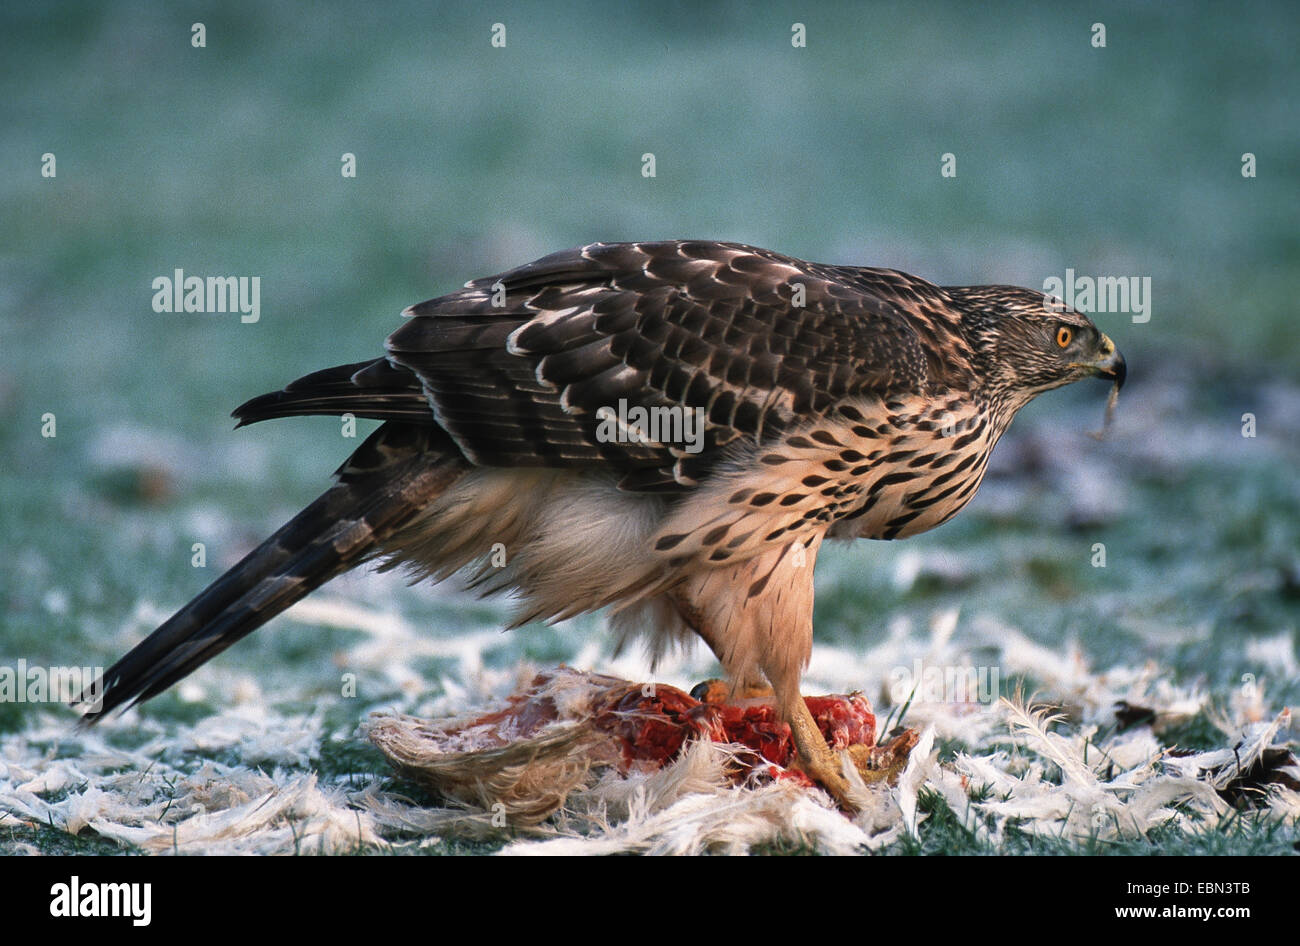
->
[891, 788, 1299, 857]
[1, 823, 134, 856]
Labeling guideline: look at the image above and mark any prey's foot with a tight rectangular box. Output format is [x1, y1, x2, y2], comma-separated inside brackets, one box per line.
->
[846, 728, 919, 786]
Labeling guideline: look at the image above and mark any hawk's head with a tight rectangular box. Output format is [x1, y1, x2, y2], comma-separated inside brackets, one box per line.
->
[948, 285, 1126, 411]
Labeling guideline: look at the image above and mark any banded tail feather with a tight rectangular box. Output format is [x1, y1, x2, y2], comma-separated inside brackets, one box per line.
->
[73, 424, 463, 723]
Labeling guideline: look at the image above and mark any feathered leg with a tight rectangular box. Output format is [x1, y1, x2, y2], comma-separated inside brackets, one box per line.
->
[671, 534, 860, 809]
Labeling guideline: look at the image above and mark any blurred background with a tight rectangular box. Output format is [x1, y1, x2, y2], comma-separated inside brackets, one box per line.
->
[1, 1, 1296, 779]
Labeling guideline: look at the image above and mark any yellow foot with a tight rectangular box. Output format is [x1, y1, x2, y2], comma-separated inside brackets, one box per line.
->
[792, 735, 917, 809]
[693, 679, 919, 810]
[790, 737, 856, 808]
[786, 703, 920, 810]
[780, 694, 861, 809]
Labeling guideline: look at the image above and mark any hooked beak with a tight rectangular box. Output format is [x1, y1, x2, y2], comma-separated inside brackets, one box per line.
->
[1091, 333, 1126, 390]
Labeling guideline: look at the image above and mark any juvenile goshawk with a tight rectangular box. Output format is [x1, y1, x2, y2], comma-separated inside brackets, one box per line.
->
[78, 240, 1126, 806]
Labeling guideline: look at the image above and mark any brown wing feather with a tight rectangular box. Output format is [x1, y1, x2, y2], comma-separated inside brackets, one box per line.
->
[232, 359, 432, 426]
[385, 241, 974, 489]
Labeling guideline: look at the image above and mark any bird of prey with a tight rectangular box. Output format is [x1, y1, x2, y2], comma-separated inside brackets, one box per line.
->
[77, 240, 1125, 807]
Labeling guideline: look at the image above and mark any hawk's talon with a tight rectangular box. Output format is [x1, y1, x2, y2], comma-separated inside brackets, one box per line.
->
[781, 687, 864, 811]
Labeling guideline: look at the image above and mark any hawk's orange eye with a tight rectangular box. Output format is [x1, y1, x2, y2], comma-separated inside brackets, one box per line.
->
[1056, 326, 1073, 348]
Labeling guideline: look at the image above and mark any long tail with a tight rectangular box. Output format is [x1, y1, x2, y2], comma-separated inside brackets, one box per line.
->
[74, 423, 463, 724]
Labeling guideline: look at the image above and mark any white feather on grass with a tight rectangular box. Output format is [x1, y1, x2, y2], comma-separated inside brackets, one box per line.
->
[2, 596, 1295, 855]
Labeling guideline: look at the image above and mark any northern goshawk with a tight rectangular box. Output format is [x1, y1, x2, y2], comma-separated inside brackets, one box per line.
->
[78, 240, 1125, 807]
